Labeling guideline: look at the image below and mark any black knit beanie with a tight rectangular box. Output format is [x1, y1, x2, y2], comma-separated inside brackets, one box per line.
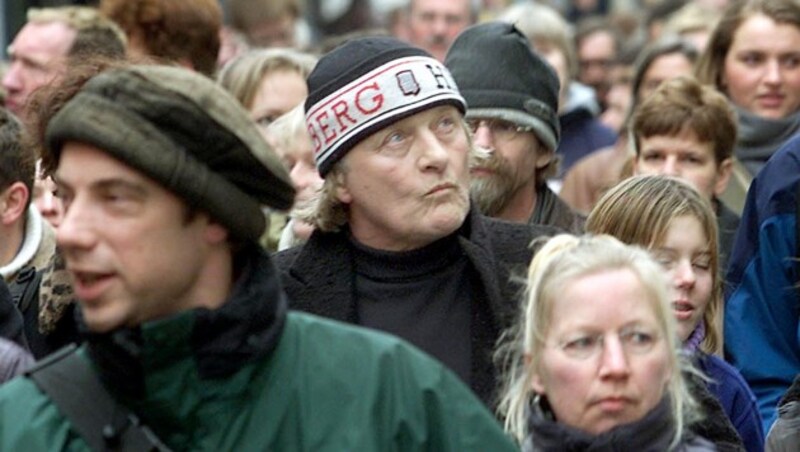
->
[445, 22, 561, 151]
[45, 65, 295, 242]
[304, 36, 466, 177]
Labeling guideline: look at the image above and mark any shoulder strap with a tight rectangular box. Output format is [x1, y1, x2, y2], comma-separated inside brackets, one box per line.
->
[26, 345, 172, 452]
[8, 266, 41, 313]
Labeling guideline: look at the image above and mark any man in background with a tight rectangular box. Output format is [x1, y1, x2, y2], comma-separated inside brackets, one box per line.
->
[3, 6, 125, 118]
[404, 0, 475, 61]
[446, 22, 583, 233]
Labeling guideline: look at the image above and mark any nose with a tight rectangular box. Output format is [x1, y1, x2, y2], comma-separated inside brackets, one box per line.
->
[472, 122, 494, 151]
[672, 259, 696, 289]
[662, 156, 680, 176]
[598, 335, 631, 379]
[38, 190, 63, 217]
[417, 129, 450, 172]
[764, 59, 782, 85]
[56, 197, 96, 252]
[290, 162, 323, 197]
[289, 163, 309, 192]
[1, 62, 22, 93]
[431, 16, 449, 37]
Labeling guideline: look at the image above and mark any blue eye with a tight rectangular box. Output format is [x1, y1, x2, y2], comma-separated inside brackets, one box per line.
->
[621, 330, 657, 354]
[376, 129, 412, 157]
[563, 336, 598, 353]
[435, 115, 457, 134]
[380, 131, 409, 150]
[627, 331, 652, 345]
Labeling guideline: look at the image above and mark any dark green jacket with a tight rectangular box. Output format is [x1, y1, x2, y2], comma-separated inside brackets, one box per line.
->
[0, 249, 516, 451]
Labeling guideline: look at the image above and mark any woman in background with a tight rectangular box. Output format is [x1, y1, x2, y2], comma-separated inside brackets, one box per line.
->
[217, 48, 317, 251]
[695, 0, 800, 211]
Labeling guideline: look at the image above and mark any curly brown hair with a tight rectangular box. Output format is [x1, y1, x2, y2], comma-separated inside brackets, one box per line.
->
[100, 0, 221, 77]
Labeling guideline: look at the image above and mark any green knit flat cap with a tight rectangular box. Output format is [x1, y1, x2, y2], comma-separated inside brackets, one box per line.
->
[45, 65, 295, 241]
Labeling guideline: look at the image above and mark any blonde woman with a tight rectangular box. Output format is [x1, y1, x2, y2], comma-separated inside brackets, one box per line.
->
[498, 234, 712, 450]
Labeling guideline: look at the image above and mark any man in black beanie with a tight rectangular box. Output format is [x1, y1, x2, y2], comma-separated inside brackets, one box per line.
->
[274, 35, 556, 406]
[0, 63, 516, 451]
[445, 21, 583, 233]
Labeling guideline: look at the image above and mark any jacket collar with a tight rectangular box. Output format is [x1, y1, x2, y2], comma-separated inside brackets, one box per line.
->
[84, 246, 288, 397]
[285, 208, 511, 331]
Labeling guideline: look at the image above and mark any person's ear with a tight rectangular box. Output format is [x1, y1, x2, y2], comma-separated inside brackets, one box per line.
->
[530, 371, 546, 395]
[535, 147, 554, 170]
[713, 158, 733, 197]
[204, 221, 229, 245]
[527, 354, 547, 394]
[334, 171, 352, 204]
[0, 182, 29, 226]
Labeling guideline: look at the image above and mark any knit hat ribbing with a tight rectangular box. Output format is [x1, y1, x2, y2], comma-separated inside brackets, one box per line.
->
[45, 65, 295, 242]
[304, 36, 466, 177]
[445, 22, 561, 151]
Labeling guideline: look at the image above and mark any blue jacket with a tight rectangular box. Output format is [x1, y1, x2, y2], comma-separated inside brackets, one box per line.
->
[556, 83, 616, 178]
[725, 133, 800, 433]
[698, 352, 764, 451]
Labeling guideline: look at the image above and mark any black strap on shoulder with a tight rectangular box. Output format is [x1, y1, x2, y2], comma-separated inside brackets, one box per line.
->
[8, 266, 41, 313]
[26, 345, 172, 452]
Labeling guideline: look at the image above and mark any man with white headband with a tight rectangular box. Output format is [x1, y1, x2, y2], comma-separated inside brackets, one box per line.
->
[274, 36, 556, 405]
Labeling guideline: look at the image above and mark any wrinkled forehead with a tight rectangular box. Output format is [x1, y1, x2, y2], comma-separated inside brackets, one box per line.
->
[10, 21, 76, 59]
[411, 0, 473, 17]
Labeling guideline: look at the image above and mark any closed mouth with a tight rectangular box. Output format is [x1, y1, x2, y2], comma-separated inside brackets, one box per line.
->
[470, 166, 495, 175]
[426, 183, 457, 195]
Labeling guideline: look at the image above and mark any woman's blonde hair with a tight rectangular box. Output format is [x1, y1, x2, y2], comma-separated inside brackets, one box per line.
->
[497, 234, 701, 448]
[217, 47, 317, 110]
[586, 175, 722, 355]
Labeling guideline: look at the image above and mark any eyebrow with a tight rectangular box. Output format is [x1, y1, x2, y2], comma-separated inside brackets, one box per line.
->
[54, 175, 148, 195]
[656, 246, 711, 255]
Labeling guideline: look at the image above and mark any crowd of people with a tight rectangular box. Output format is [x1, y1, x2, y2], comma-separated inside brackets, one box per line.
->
[0, 0, 797, 450]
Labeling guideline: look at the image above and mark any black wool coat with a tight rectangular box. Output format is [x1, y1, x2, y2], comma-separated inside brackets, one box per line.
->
[272, 209, 559, 406]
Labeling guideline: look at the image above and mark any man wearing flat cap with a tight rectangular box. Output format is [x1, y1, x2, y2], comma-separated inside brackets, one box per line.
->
[273, 36, 556, 406]
[445, 22, 583, 233]
[0, 64, 516, 451]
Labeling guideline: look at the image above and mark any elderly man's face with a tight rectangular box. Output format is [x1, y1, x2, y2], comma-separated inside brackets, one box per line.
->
[336, 105, 470, 251]
[3, 21, 76, 116]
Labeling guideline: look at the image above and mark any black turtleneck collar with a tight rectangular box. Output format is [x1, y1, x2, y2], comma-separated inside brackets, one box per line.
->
[348, 229, 464, 281]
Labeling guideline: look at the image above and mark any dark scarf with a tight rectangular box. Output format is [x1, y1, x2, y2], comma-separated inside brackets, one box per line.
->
[522, 396, 676, 451]
[736, 107, 800, 176]
[530, 184, 585, 233]
[80, 245, 288, 398]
